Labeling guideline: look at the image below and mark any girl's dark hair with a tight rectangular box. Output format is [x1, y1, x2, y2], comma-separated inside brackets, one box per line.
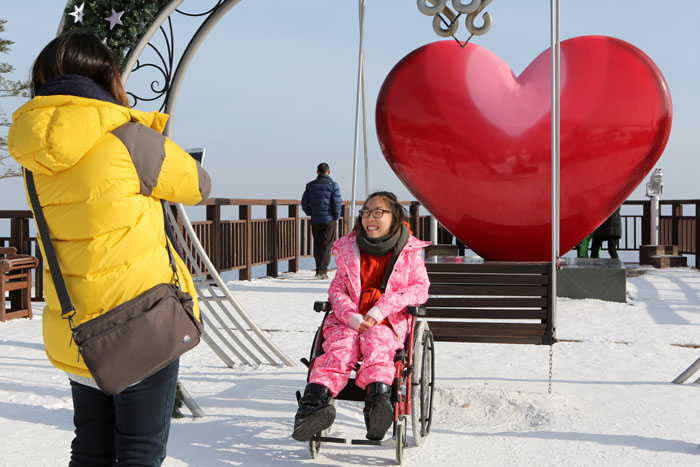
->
[31, 31, 128, 106]
[354, 191, 408, 234]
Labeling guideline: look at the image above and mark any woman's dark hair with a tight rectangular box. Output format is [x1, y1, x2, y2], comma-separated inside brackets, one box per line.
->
[31, 31, 128, 106]
[353, 191, 408, 234]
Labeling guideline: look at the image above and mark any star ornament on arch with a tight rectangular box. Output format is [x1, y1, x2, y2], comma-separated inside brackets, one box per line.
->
[68, 2, 85, 24]
[104, 9, 125, 30]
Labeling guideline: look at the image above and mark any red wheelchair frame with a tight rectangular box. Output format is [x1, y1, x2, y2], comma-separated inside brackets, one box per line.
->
[299, 301, 435, 465]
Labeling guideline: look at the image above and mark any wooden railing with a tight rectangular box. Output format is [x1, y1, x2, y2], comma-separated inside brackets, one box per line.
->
[2, 198, 699, 301]
[191, 199, 415, 279]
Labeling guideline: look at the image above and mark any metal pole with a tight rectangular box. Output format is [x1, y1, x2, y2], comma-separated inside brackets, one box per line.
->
[361, 52, 370, 198]
[550, 0, 560, 339]
[672, 356, 700, 384]
[650, 194, 660, 244]
[430, 215, 438, 244]
[350, 0, 366, 228]
[121, 0, 184, 81]
[164, 0, 242, 131]
[56, 0, 73, 35]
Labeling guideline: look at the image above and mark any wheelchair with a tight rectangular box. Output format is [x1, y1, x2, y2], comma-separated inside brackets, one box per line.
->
[298, 301, 435, 465]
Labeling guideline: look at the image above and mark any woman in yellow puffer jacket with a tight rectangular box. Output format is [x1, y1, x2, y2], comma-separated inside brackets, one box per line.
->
[9, 32, 211, 466]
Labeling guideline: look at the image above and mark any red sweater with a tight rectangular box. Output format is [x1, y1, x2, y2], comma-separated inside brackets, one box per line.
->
[358, 251, 392, 316]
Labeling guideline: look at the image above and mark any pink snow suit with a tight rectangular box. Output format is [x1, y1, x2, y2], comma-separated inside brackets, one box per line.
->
[308, 231, 430, 396]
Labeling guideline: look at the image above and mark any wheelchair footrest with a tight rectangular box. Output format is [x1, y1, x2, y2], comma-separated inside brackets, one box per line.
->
[316, 436, 383, 446]
[351, 439, 382, 446]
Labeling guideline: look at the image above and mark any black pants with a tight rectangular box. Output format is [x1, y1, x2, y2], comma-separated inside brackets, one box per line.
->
[311, 221, 336, 274]
[455, 238, 466, 256]
[69, 359, 179, 467]
[591, 238, 619, 259]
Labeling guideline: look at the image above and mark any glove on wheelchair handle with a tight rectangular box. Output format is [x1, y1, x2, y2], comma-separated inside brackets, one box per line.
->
[407, 305, 427, 316]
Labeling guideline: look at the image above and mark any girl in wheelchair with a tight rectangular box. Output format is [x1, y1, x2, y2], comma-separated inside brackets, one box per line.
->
[292, 191, 430, 442]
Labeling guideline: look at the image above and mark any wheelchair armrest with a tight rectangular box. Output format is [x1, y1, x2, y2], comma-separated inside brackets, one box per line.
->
[407, 305, 427, 316]
[313, 301, 332, 312]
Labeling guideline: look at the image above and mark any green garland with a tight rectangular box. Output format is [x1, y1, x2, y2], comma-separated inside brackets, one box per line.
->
[62, 0, 171, 64]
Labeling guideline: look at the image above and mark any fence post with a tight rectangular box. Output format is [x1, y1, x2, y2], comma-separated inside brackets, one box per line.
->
[289, 204, 300, 273]
[206, 201, 222, 270]
[342, 202, 351, 235]
[10, 217, 30, 255]
[239, 204, 252, 280]
[33, 245, 43, 301]
[642, 200, 651, 246]
[267, 201, 279, 277]
[409, 202, 420, 239]
[695, 202, 700, 269]
[672, 202, 682, 247]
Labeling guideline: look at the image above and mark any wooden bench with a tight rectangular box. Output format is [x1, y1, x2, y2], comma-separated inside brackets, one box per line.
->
[1, 247, 39, 322]
[417, 256, 556, 345]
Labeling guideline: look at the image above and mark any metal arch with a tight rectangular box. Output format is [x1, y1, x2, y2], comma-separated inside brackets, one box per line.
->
[117, 0, 294, 368]
[163, 0, 242, 130]
[56, 1, 72, 35]
[121, 1, 184, 82]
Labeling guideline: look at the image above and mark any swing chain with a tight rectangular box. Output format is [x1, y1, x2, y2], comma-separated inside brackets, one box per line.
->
[547, 344, 554, 395]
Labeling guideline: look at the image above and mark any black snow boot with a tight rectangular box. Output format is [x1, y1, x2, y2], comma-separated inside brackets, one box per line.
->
[292, 383, 335, 441]
[364, 382, 393, 441]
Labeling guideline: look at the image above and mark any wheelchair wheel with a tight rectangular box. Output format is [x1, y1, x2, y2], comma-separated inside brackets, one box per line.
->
[395, 417, 406, 465]
[411, 321, 435, 447]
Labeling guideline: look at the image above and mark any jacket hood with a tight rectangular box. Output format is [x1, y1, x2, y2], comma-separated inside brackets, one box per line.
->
[9, 82, 168, 175]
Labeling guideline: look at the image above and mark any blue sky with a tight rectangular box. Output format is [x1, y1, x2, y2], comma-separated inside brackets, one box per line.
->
[1, 1, 699, 212]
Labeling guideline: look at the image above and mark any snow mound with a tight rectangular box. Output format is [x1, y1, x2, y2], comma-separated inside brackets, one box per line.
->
[432, 387, 559, 432]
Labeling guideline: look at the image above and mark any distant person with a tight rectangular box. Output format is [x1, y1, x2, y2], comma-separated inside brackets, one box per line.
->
[577, 235, 591, 258]
[591, 208, 622, 260]
[301, 163, 343, 279]
[455, 237, 466, 256]
[292, 191, 430, 442]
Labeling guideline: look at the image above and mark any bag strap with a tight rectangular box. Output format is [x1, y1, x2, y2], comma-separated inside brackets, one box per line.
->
[24, 169, 75, 321]
[24, 170, 182, 324]
[161, 202, 181, 287]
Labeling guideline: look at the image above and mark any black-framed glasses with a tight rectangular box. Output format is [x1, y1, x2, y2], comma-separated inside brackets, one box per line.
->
[359, 208, 391, 219]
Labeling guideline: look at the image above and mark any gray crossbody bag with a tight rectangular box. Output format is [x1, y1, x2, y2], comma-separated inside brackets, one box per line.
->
[25, 169, 203, 395]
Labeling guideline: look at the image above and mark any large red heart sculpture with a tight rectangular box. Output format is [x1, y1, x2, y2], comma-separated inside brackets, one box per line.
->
[376, 36, 672, 261]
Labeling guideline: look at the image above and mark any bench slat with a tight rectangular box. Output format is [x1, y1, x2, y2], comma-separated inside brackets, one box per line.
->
[421, 308, 546, 319]
[429, 284, 548, 296]
[425, 262, 549, 274]
[428, 322, 546, 337]
[426, 297, 546, 308]
[432, 335, 543, 344]
[428, 273, 549, 285]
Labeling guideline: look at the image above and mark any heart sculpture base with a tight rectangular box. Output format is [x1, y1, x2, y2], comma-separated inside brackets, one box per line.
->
[376, 36, 672, 261]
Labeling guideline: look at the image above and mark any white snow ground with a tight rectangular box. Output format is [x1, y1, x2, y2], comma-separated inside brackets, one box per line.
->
[1, 267, 698, 466]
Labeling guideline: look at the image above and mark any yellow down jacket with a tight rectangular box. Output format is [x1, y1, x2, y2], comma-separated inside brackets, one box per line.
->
[9, 94, 211, 377]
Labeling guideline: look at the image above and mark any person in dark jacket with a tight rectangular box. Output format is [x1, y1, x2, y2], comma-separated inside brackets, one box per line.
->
[302, 163, 343, 279]
[591, 208, 622, 259]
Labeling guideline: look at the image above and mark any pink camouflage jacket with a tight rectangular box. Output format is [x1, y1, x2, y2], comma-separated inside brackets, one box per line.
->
[327, 231, 431, 338]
